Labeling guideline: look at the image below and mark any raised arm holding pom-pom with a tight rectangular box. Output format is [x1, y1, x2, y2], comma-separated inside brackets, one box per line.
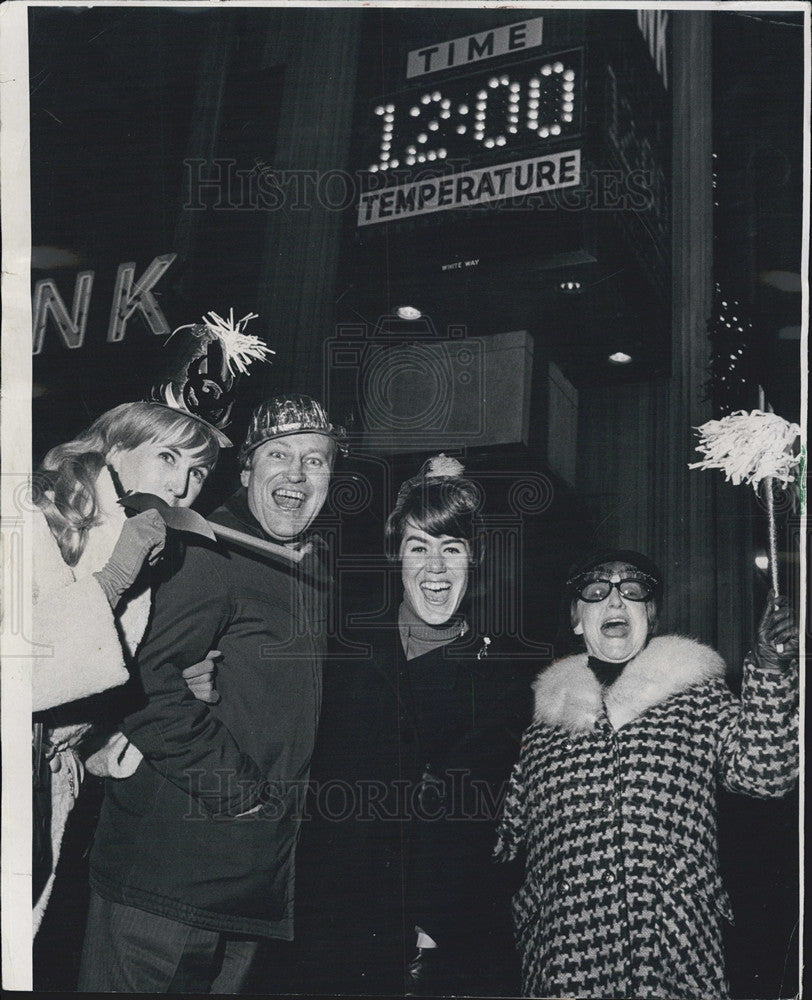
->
[753, 592, 799, 671]
[496, 550, 798, 999]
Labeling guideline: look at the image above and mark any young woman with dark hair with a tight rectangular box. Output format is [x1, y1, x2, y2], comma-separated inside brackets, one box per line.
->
[293, 455, 534, 997]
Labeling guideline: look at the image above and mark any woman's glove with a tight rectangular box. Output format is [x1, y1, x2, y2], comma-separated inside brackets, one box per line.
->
[182, 650, 222, 704]
[93, 509, 166, 607]
[753, 591, 799, 671]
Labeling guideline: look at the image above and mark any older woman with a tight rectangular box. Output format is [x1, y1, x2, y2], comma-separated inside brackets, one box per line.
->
[293, 455, 533, 996]
[33, 400, 222, 934]
[495, 549, 799, 1000]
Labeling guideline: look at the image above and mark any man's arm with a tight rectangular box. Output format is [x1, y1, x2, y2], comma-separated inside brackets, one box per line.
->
[121, 543, 266, 817]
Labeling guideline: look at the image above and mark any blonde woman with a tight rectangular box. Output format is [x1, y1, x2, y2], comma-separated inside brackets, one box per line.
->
[33, 400, 221, 933]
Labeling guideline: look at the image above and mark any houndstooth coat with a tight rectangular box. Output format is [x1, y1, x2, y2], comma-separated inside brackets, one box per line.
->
[494, 635, 798, 1000]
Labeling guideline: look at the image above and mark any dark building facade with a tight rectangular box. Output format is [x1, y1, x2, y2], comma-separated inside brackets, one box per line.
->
[26, 8, 803, 996]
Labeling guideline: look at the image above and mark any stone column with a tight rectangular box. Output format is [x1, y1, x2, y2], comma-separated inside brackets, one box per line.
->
[255, 9, 362, 400]
[664, 10, 716, 639]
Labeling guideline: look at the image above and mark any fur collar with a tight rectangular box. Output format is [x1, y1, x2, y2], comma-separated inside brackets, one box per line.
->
[532, 635, 726, 733]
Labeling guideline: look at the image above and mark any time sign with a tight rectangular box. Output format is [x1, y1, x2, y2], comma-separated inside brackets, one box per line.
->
[364, 47, 583, 176]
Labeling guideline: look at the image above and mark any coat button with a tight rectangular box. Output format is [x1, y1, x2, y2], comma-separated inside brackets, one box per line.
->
[603, 872, 616, 885]
[562, 739, 573, 751]
[560, 879, 571, 893]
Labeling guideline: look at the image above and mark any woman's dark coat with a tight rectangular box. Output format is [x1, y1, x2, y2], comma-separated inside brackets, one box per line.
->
[291, 622, 535, 995]
[495, 635, 799, 1000]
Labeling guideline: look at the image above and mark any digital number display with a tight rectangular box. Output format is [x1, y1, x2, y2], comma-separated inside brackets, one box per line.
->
[364, 48, 583, 178]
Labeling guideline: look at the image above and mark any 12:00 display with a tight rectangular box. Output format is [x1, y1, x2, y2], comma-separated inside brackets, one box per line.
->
[367, 49, 582, 173]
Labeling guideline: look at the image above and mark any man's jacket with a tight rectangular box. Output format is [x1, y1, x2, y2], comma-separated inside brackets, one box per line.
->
[88, 490, 331, 939]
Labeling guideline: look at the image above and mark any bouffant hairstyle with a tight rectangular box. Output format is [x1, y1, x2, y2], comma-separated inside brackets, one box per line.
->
[384, 458, 485, 569]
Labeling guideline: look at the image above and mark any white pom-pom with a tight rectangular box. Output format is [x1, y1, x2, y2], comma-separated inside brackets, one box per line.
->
[202, 309, 275, 375]
[688, 410, 800, 490]
[424, 454, 465, 479]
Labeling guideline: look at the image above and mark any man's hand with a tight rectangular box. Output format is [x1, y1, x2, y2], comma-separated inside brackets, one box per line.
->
[182, 650, 222, 704]
[754, 592, 799, 670]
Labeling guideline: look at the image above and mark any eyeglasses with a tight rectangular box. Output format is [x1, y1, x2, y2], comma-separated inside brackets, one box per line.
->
[570, 573, 655, 603]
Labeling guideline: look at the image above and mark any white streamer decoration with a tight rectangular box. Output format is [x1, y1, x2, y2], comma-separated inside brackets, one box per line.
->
[171, 309, 275, 375]
[689, 410, 800, 490]
[689, 408, 800, 599]
[425, 453, 465, 478]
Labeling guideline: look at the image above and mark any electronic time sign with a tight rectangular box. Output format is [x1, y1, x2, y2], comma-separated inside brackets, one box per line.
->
[346, 10, 673, 387]
[357, 19, 584, 226]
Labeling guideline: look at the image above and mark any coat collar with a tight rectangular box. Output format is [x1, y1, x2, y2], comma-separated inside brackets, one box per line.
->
[532, 635, 726, 733]
[73, 466, 127, 578]
[211, 488, 330, 581]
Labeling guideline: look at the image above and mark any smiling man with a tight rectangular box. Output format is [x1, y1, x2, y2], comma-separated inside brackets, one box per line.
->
[80, 395, 346, 994]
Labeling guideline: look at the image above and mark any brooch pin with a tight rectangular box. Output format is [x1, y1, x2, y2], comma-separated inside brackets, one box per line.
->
[477, 636, 491, 660]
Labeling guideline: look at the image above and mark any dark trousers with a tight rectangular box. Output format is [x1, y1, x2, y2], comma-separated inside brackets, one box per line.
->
[77, 890, 262, 993]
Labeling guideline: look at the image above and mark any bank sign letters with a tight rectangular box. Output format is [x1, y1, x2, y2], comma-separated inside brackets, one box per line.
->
[32, 253, 176, 354]
[357, 17, 584, 226]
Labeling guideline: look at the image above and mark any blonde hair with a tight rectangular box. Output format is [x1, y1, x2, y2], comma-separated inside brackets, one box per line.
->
[34, 402, 219, 566]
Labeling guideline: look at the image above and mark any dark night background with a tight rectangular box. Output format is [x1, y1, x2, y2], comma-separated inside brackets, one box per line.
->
[27, 6, 803, 997]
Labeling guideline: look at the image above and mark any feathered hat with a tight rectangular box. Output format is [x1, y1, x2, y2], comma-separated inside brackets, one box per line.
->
[149, 310, 274, 446]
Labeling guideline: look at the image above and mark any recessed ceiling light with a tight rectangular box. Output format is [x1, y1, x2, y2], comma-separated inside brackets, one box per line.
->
[608, 351, 632, 365]
[395, 305, 422, 321]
